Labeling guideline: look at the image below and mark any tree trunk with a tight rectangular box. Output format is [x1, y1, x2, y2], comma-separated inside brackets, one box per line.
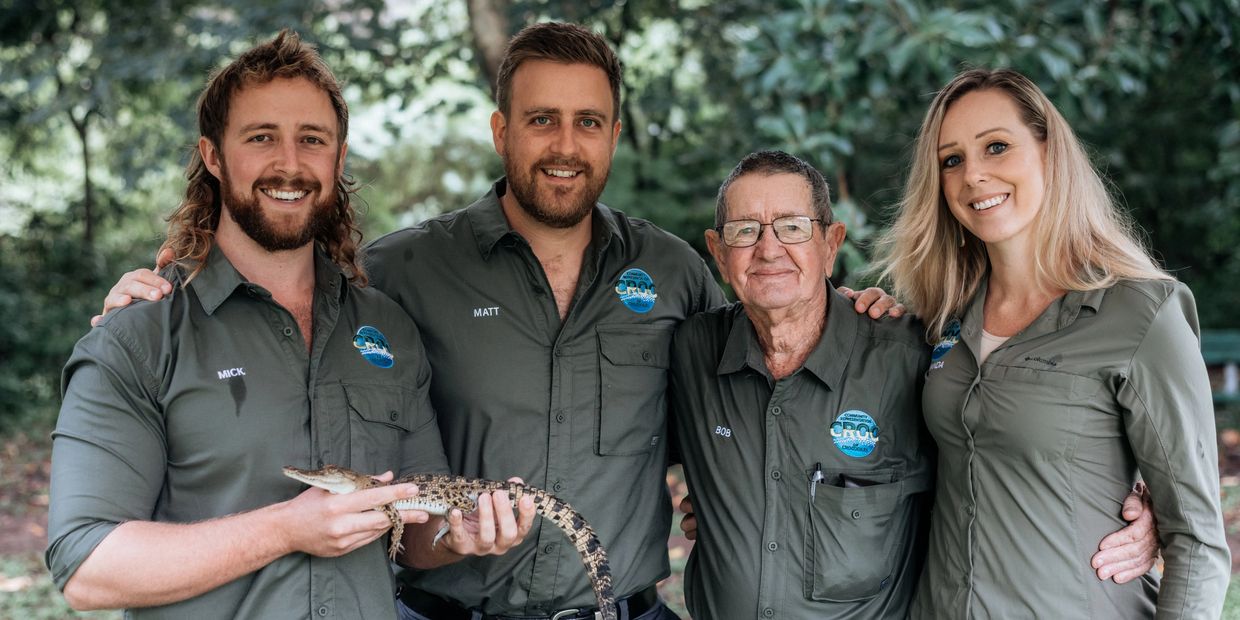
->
[466, 0, 511, 98]
[71, 111, 94, 247]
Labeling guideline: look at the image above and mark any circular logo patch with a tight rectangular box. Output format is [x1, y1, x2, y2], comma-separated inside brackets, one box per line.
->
[615, 268, 658, 314]
[930, 319, 961, 362]
[353, 326, 394, 368]
[831, 410, 880, 458]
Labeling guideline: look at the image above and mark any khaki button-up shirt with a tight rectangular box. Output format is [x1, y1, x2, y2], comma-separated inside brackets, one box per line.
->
[913, 278, 1228, 619]
[47, 247, 449, 619]
[366, 179, 724, 614]
[669, 289, 934, 619]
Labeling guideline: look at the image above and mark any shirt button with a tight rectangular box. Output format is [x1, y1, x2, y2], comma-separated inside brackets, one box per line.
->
[553, 480, 564, 492]
[851, 509, 862, 519]
[966, 505, 975, 516]
[543, 543, 555, 554]
[283, 327, 294, 337]
[770, 470, 781, 480]
[641, 351, 651, 361]
[770, 406, 782, 416]
[389, 411, 399, 421]
[556, 412, 566, 423]
[763, 608, 774, 617]
[316, 458, 324, 468]
[766, 541, 778, 552]
[554, 347, 562, 357]
[317, 605, 328, 616]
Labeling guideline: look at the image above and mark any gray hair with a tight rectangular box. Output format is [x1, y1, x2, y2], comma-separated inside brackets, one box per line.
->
[715, 150, 832, 228]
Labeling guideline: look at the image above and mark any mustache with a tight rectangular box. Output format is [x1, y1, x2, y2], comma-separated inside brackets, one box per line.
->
[251, 176, 323, 193]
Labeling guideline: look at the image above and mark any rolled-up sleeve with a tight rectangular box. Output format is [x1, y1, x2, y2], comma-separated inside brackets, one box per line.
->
[1118, 284, 1229, 619]
[46, 324, 167, 590]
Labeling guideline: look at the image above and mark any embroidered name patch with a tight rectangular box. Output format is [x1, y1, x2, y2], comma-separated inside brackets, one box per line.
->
[831, 410, 880, 458]
[615, 267, 657, 314]
[353, 326, 394, 368]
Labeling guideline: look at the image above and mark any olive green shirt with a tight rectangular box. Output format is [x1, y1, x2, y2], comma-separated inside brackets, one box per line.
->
[365, 179, 725, 614]
[913, 278, 1228, 619]
[669, 290, 934, 619]
[47, 247, 449, 620]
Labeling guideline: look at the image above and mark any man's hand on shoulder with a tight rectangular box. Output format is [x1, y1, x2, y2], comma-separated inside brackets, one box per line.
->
[837, 286, 905, 319]
[91, 249, 177, 326]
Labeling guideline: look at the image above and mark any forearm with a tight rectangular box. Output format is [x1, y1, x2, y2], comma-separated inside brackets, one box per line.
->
[64, 502, 293, 610]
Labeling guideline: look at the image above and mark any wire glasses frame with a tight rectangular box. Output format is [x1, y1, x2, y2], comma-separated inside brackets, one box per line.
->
[715, 215, 824, 247]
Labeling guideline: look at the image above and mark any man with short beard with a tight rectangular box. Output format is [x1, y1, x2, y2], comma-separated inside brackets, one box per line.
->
[47, 31, 534, 619]
[364, 23, 724, 620]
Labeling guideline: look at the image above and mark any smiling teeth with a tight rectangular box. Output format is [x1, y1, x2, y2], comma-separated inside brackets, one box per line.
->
[264, 189, 307, 201]
[970, 194, 1008, 210]
[543, 169, 578, 178]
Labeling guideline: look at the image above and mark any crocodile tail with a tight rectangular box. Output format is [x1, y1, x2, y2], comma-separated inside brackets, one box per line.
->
[528, 490, 618, 620]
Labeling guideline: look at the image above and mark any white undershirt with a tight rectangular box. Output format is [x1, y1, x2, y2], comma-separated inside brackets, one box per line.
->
[978, 329, 1010, 363]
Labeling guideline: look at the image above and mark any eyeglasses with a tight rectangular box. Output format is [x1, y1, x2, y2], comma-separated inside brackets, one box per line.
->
[715, 215, 823, 248]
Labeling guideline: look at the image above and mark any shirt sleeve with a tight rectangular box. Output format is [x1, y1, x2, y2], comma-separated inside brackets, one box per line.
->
[46, 323, 169, 590]
[1117, 283, 1229, 619]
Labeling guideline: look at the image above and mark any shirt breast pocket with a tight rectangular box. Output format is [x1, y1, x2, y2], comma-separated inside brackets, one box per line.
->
[804, 469, 928, 602]
[595, 324, 673, 456]
[343, 383, 415, 474]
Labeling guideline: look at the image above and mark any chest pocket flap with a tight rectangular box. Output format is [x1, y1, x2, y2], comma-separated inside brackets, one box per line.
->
[596, 324, 673, 456]
[598, 325, 672, 368]
[344, 384, 415, 431]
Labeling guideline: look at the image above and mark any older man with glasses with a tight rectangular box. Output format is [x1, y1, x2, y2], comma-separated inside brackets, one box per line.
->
[667, 149, 935, 618]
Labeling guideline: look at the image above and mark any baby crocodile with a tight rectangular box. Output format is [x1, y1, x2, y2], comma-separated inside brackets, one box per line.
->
[283, 465, 617, 620]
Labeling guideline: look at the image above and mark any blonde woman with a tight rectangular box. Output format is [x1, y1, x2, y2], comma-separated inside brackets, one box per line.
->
[873, 69, 1228, 617]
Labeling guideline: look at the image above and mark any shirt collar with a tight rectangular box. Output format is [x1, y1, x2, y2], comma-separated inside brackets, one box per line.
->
[959, 275, 1107, 345]
[716, 285, 860, 391]
[188, 244, 348, 316]
[467, 177, 620, 260]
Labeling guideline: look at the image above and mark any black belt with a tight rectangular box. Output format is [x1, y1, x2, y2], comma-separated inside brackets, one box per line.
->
[397, 585, 660, 620]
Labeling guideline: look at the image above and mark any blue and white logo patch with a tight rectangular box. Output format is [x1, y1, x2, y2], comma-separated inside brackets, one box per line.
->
[615, 268, 658, 314]
[353, 326, 394, 368]
[831, 410, 880, 458]
[929, 319, 961, 370]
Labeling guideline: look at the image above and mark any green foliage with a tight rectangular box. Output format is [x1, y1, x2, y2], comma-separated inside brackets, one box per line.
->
[1, 0, 1238, 434]
[0, 210, 151, 433]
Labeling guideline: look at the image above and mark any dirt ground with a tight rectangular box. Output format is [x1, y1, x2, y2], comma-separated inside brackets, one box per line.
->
[0, 433, 51, 557]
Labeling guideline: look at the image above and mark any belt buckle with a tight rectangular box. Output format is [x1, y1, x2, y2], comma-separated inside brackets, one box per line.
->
[548, 610, 600, 620]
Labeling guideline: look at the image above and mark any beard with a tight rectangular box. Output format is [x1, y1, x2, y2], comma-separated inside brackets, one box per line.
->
[219, 162, 341, 252]
[503, 152, 609, 229]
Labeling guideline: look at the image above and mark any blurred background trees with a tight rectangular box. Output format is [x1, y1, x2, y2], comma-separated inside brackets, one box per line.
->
[1, 0, 1238, 426]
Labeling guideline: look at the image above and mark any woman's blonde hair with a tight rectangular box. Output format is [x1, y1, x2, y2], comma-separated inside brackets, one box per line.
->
[872, 68, 1169, 342]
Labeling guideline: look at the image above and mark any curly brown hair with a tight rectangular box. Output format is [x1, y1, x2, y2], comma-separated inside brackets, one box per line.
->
[160, 29, 367, 285]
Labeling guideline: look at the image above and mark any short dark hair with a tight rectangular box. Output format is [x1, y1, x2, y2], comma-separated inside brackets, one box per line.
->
[715, 150, 832, 228]
[495, 22, 623, 121]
